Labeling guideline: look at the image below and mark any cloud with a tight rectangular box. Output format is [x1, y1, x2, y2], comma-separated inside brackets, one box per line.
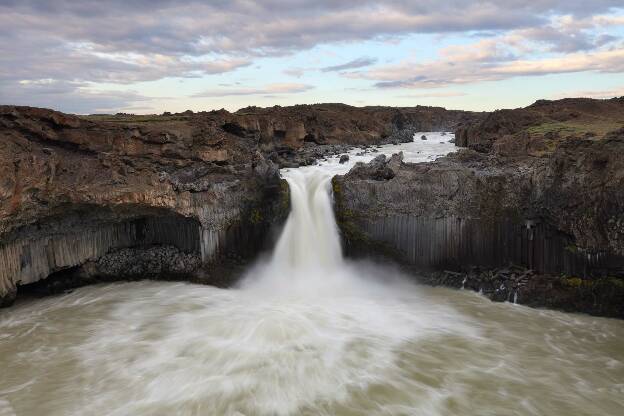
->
[399, 91, 467, 98]
[0, 79, 159, 113]
[2, 2, 622, 78]
[283, 68, 306, 78]
[552, 86, 624, 99]
[503, 14, 621, 53]
[348, 26, 624, 90]
[283, 56, 378, 77]
[1, 1, 623, 110]
[192, 83, 314, 97]
[321, 57, 378, 72]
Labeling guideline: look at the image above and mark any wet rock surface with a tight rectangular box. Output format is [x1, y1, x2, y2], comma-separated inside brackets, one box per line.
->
[424, 266, 624, 318]
[334, 97, 624, 317]
[22, 245, 201, 296]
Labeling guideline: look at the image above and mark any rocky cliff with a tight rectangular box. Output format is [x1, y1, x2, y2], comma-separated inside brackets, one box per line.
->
[0, 103, 471, 306]
[0, 106, 287, 305]
[231, 103, 474, 147]
[334, 98, 624, 317]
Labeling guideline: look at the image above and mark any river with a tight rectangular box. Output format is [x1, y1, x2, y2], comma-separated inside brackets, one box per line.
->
[1, 133, 623, 416]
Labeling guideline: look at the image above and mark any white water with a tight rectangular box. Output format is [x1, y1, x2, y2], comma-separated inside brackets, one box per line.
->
[2, 133, 624, 415]
[244, 132, 456, 296]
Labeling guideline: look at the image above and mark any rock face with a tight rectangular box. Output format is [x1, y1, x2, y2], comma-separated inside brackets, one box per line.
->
[0, 103, 472, 306]
[455, 97, 624, 153]
[0, 106, 288, 305]
[231, 103, 475, 147]
[334, 98, 624, 317]
[226, 103, 476, 167]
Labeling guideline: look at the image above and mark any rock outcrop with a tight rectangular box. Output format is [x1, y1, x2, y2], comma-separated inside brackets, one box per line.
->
[0, 106, 287, 305]
[231, 103, 474, 147]
[0, 103, 472, 306]
[222, 103, 476, 167]
[334, 98, 624, 317]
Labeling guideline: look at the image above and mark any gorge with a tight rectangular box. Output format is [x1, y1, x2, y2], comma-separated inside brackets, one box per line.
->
[1, 99, 623, 316]
[1, 100, 624, 415]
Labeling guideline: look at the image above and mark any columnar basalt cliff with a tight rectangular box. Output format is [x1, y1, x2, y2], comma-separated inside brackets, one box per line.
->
[0, 106, 286, 305]
[0, 103, 472, 306]
[333, 98, 624, 317]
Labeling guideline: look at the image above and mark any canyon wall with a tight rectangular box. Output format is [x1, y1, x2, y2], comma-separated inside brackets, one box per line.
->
[0, 106, 289, 305]
[0, 103, 470, 305]
[334, 98, 624, 317]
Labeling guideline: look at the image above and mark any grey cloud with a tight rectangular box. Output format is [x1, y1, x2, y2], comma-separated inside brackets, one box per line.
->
[398, 91, 467, 98]
[0, 79, 158, 113]
[355, 41, 624, 90]
[518, 26, 619, 53]
[192, 83, 314, 97]
[321, 57, 378, 72]
[552, 86, 624, 99]
[283, 68, 306, 78]
[374, 76, 431, 89]
[1, 0, 623, 109]
[2, 1, 621, 59]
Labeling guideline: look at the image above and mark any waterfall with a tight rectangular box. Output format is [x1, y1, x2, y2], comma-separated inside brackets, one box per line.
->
[238, 134, 462, 295]
[240, 167, 346, 294]
[271, 169, 343, 272]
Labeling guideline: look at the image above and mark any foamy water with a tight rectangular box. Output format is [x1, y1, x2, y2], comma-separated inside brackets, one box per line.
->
[1, 133, 624, 415]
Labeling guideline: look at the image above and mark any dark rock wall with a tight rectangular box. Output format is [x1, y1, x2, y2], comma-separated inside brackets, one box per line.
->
[0, 106, 289, 305]
[1, 101, 472, 306]
[226, 103, 477, 148]
[333, 112, 624, 316]
[345, 215, 620, 276]
[0, 201, 286, 305]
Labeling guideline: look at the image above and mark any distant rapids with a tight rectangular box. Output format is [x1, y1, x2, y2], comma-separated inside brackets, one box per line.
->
[1, 134, 623, 416]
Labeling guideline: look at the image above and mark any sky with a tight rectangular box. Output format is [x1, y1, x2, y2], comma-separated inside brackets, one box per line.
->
[1, 1, 623, 114]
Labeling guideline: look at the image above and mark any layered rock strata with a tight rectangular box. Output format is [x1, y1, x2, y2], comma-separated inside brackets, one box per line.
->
[0, 106, 287, 305]
[334, 98, 624, 317]
[1, 103, 471, 305]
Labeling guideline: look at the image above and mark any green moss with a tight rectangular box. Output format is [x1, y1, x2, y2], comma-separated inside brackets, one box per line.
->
[562, 277, 583, 288]
[340, 209, 355, 219]
[279, 180, 290, 213]
[559, 276, 624, 292]
[331, 178, 341, 196]
[606, 277, 624, 289]
[249, 208, 262, 224]
[564, 244, 579, 254]
[332, 178, 368, 244]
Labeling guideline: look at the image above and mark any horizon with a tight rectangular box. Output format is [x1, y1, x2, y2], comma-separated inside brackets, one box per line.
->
[87, 95, 624, 116]
[7, 96, 623, 117]
[1, 1, 624, 114]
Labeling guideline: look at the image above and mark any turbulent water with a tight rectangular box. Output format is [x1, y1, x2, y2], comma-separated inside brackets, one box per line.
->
[1, 134, 624, 416]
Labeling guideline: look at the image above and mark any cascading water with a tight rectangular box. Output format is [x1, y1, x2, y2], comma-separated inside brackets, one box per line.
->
[267, 169, 342, 275]
[241, 168, 348, 295]
[1, 134, 624, 416]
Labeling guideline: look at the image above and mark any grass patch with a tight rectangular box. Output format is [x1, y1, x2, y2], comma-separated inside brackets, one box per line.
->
[526, 119, 624, 138]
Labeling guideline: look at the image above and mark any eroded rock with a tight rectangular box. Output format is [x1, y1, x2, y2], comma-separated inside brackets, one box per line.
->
[334, 98, 624, 317]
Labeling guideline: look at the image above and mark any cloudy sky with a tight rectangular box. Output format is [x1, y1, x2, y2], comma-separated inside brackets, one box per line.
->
[1, 1, 623, 113]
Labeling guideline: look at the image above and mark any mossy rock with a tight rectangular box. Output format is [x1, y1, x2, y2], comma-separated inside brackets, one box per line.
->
[249, 208, 263, 224]
[562, 276, 583, 288]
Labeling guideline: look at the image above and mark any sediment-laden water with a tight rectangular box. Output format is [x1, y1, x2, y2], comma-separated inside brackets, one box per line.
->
[1, 134, 623, 416]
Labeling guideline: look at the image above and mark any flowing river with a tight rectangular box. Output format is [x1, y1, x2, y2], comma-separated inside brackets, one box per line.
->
[1, 134, 623, 416]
